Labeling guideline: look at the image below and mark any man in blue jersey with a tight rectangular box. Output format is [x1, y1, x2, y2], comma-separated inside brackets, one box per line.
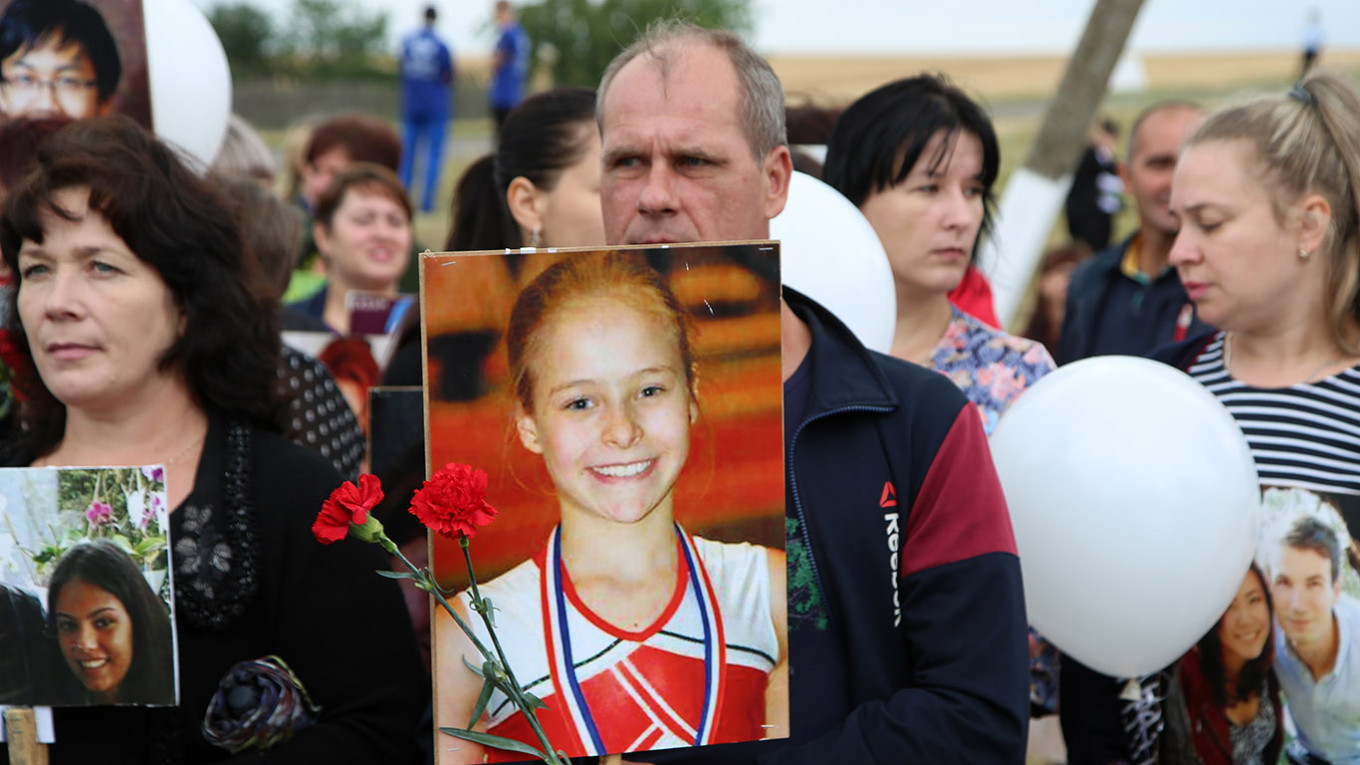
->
[488, 0, 528, 133]
[597, 20, 1029, 763]
[398, 5, 454, 213]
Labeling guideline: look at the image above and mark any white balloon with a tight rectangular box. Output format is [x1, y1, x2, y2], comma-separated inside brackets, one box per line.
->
[143, 0, 232, 169]
[990, 356, 1260, 678]
[772, 172, 895, 354]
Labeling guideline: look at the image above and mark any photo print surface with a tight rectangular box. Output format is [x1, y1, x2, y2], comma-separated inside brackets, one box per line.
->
[0, 465, 176, 708]
[0, 0, 151, 127]
[421, 243, 786, 762]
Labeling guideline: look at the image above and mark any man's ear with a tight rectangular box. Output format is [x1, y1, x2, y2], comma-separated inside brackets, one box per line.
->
[762, 145, 793, 221]
[514, 402, 543, 454]
[506, 176, 543, 241]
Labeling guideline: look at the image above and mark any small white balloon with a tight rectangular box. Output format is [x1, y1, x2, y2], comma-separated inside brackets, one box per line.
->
[990, 356, 1260, 678]
[143, 0, 232, 169]
[773, 172, 895, 354]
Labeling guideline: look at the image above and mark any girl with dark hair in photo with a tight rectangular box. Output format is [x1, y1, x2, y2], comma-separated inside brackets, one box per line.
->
[46, 539, 174, 706]
[1159, 564, 1282, 765]
[0, 115, 423, 762]
[435, 252, 787, 764]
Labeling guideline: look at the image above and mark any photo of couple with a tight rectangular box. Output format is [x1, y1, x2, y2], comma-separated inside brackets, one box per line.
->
[1161, 486, 1360, 765]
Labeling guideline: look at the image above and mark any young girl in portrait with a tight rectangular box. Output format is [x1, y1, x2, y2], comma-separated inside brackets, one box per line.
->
[435, 252, 788, 763]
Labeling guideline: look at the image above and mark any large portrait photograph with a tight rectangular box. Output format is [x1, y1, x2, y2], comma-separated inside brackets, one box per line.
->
[0, 0, 152, 127]
[0, 466, 176, 708]
[421, 243, 786, 762]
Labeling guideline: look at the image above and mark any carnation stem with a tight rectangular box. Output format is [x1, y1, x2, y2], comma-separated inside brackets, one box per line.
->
[460, 535, 567, 765]
[387, 540, 567, 764]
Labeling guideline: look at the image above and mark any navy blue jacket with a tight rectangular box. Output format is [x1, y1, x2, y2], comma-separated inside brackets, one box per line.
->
[1056, 236, 1212, 366]
[773, 287, 1031, 763]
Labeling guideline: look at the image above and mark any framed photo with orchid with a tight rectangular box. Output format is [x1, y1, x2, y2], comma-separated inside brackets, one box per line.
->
[417, 243, 788, 763]
[0, 465, 176, 709]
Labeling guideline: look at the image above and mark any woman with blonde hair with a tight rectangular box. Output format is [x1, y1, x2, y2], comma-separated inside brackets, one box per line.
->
[1069, 70, 1360, 765]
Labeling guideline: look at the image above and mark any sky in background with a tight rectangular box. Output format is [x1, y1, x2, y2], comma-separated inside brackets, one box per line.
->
[187, 0, 1359, 58]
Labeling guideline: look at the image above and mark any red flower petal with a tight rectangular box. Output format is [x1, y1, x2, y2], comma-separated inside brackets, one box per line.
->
[312, 474, 386, 545]
[408, 463, 498, 541]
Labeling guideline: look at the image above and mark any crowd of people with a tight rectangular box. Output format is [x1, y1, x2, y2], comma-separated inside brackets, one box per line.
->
[0, 2, 1357, 764]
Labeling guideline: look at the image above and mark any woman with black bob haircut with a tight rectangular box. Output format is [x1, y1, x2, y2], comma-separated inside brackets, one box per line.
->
[823, 74, 1000, 235]
[0, 116, 424, 762]
[822, 74, 1053, 434]
[46, 539, 175, 706]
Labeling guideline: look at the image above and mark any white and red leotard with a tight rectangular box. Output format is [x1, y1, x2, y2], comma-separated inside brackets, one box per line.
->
[453, 525, 778, 760]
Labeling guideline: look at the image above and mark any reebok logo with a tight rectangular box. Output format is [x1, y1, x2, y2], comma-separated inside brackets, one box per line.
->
[882, 481, 900, 627]
[880, 482, 897, 508]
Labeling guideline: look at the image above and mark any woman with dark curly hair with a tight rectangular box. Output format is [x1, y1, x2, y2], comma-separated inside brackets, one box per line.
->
[47, 539, 174, 706]
[0, 116, 424, 763]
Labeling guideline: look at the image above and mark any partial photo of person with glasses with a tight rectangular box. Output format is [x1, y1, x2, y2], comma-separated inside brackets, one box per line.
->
[0, 0, 119, 121]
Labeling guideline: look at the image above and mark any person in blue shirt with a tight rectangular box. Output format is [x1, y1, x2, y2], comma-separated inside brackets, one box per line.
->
[489, 1, 529, 133]
[398, 5, 454, 213]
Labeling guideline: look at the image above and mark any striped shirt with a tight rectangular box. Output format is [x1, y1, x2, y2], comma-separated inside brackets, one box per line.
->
[1187, 332, 1360, 498]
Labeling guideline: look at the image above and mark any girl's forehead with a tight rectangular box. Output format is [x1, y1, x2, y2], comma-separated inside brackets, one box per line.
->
[551, 289, 672, 328]
[527, 291, 684, 361]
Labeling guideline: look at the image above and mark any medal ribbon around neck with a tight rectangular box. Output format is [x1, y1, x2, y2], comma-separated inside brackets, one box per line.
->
[540, 523, 726, 756]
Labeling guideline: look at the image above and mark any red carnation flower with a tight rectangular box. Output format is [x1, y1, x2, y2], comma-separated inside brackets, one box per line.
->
[313, 473, 384, 545]
[409, 463, 498, 540]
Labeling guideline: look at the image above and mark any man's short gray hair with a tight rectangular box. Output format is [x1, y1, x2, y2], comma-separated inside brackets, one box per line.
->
[597, 20, 787, 160]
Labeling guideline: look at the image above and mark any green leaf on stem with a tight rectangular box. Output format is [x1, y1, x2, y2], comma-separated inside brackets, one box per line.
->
[469, 678, 495, 729]
[375, 570, 420, 581]
[437, 727, 548, 759]
[522, 692, 547, 711]
[462, 656, 485, 678]
[483, 595, 497, 628]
